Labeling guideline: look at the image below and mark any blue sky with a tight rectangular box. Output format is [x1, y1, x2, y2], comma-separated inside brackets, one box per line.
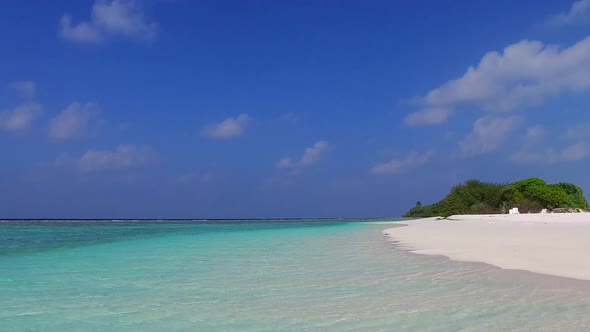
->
[2, 0, 590, 218]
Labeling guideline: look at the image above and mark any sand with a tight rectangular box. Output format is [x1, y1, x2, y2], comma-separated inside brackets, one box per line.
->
[383, 213, 590, 280]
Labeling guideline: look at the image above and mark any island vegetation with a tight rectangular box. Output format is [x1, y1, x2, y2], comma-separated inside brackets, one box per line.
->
[404, 178, 589, 218]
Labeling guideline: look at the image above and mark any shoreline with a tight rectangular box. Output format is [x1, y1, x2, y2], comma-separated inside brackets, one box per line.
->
[383, 213, 590, 281]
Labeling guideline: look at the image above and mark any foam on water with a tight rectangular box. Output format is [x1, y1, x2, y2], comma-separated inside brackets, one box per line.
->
[2, 220, 590, 331]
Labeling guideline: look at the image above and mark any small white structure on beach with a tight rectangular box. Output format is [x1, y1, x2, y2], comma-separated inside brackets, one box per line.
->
[509, 208, 520, 215]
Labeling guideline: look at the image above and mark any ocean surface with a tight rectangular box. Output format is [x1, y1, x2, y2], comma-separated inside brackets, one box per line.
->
[3, 219, 590, 331]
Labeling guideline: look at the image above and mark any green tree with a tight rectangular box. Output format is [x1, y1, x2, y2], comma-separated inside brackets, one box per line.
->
[555, 182, 589, 208]
[542, 185, 569, 209]
[402, 177, 589, 217]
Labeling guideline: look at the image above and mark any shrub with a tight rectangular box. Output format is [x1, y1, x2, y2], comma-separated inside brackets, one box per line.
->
[404, 177, 588, 217]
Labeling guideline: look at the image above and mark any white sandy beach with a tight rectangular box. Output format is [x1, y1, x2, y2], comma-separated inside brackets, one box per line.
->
[384, 213, 590, 280]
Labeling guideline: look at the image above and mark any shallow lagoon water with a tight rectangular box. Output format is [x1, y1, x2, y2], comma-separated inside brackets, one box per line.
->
[2, 220, 590, 331]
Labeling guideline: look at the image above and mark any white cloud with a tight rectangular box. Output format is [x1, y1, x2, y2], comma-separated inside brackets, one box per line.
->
[0, 102, 42, 132]
[563, 142, 590, 160]
[300, 141, 330, 166]
[49, 102, 101, 142]
[60, 15, 102, 43]
[409, 35, 590, 125]
[460, 116, 522, 156]
[563, 122, 590, 140]
[371, 151, 432, 175]
[510, 142, 590, 164]
[9, 81, 36, 100]
[404, 107, 453, 126]
[512, 123, 590, 163]
[75, 144, 157, 172]
[524, 125, 547, 143]
[201, 114, 250, 139]
[60, 0, 157, 43]
[548, 0, 590, 26]
[276, 157, 293, 169]
[277, 141, 330, 172]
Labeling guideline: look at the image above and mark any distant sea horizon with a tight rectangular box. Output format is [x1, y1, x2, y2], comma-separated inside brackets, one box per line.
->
[0, 217, 404, 221]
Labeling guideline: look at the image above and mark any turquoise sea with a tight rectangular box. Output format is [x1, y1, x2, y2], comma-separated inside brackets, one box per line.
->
[3, 219, 590, 331]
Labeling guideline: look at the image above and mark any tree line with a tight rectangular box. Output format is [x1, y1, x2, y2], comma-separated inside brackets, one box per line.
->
[403, 178, 589, 218]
